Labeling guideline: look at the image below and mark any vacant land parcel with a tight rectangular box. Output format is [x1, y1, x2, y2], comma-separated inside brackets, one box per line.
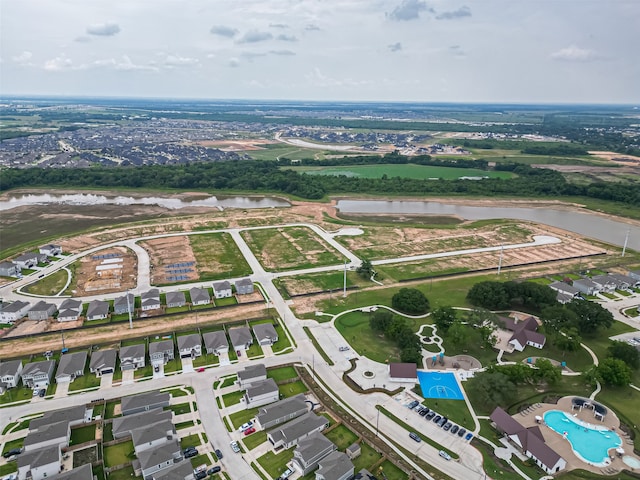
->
[189, 232, 252, 281]
[68, 246, 136, 295]
[141, 236, 199, 284]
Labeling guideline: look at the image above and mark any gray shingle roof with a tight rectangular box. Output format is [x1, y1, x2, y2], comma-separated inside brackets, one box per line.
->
[0, 359, 22, 377]
[86, 300, 109, 318]
[17, 444, 60, 469]
[56, 352, 87, 377]
[22, 360, 56, 379]
[295, 431, 335, 465]
[90, 349, 117, 372]
[228, 327, 252, 348]
[137, 440, 180, 470]
[0, 300, 30, 313]
[252, 323, 278, 343]
[132, 419, 175, 447]
[50, 464, 93, 480]
[24, 421, 68, 448]
[120, 344, 145, 360]
[245, 378, 278, 398]
[269, 412, 328, 446]
[149, 340, 174, 355]
[202, 331, 227, 351]
[177, 334, 201, 351]
[189, 287, 210, 304]
[166, 291, 186, 305]
[152, 461, 194, 480]
[317, 451, 354, 480]
[256, 394, 308, 427]
[121, 391, 170, 414]
[30, 406, 87, 430]
[238, 364, 266, 382]
[112, 409, 173, 438]
[212, 280, 231, 291]
[59, 299, 82, 312]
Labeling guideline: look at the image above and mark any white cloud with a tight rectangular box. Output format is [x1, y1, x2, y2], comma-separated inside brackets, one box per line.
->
[163, 55, 200, 67]
[75, 36, 91, 43]
[210, 25, 238, 38]
[551, 45, 598, 62]
[237, 30, 273, 44]
[86, 23, 120, 36]
[43, 55, 73, 71]
[12, 51, 33, 65]
[388, 0, 432, 21]
[305, 24, 321, 31]
[270, 50, 296, 56]
[276, 34, 297, 42]
[388, 42, 402, 52]
[436, 6, 471, 20]
[228, 57, 240, 68]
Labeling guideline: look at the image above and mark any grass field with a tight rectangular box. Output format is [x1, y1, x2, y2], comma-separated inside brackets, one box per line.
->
[279, 270, 368, 296]
[257, 449, 293, 479]
[241, 226, 346, 272]
[22, 269, 68, 295]
[103, 440, 134, 467]
[325, 424, 358, 450]
[189, 232, 252, 281]
[279, 380, 308, 398]
[286, 164, 514, 180]
[266, 366, 298, 382]
[70, 425, 96, 445]
[243, 430, 267, 450]
[335, 311, 401, 363]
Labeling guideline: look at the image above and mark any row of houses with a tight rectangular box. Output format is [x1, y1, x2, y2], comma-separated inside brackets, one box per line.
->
[0, 244, 62, 278]
[550, 270, 640, 304]
[0, 279, 255, 325]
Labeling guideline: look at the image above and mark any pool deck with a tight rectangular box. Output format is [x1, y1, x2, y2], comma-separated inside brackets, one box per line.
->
[516, 397, 639, 475]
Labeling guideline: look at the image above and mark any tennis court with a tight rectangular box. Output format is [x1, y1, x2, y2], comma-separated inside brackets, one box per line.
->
[417, 371, 465, 400]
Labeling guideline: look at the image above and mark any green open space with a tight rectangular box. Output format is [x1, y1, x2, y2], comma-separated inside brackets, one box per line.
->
[70, 424, 96, 445]
[279, 270, 369, 296]
[336, 311, 401, 363]
[229, 407, 258, 430]
[500, 338, 593, 373]
[377, 460, 409, 480]
[256, 449, 294, 479]
[248, 143, 328, 161]
[221, 390, 244, 407]
[279, 380, 308, 398]
[287, 164, 514, 180]
[106, 465, 139, 480]
[376, 261, 470, 283]
[352, 442, 383, 474]
[241, 226, 346, 272]
[0, 463, 17, 476]
[193, 353, 220, 367]
[420, 396, 474, 431]
[103, 440, 135, 467]
[189, 232, 252, 281]
[22, 269, 69, 295]
[169, 402, 193, 416]
[0, 384, 36, 405]
[325, 424, 358, 450]
[267, 366, 298, 382]
[105, 401, 120, 419]
[179, 434, 202, 449]
[243, 430, 267, 450]
[69, 368, 101, 392]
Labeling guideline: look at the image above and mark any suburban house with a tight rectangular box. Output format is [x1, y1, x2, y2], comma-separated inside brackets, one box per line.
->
[548, 281, 581, 299]
[235, 278, 254, 295]
[253, 323, 279, 346]
[572, 278, 600, 296]
[555, 291, 575, 305]
[23, 421, 70, 452]
[17, 444, 61, 480]
[315, 451, 354, 480]
[135, 440, 182, 478]
[293, 432, 337, 475]
[152, 461, 195, 480]
[141, 289, 162, 311]
[238, 364, 267, 389]
[14, 252, 40, 269]
[388, 363, 418, 383]
[608, 273, 638, 289]
[55, 352, 87, 383]
[21, 360, 56, 388]
[113, 293, 135, 315]
[255, 394, 309, 430]
[353, 470, 378, 480]
[490, 407, 566, 474]
[132, 419, 176, 454]
[189, 287, 211, 306]
[50, 464, 93, 480]
[345, 443, 361, 460]
[590, 275, 617, 293]
[30, 406, 88, 431]
[0, 261, 20, 277]
[27, 301, 57, 321]
[89, 349, 117, 376]
[121, 390, 170, 416]
[57, 299, 83, 322]
[0, 300, 31, 323]
[112, 409, 173, 439]
[229, 326, 253, 352]
[166, 291, 186, 308]
[500, 315, 546, 351]
[119, 344, 146, 371]
[244, 378, 279, 408]
[212, 280, 232, 299]
[39, 244, 62, 257]
[149, 340, 175, 365]
[0, 359, 23, 389]
[202, 331, 229, 355]
[267, 412, 330, 449]
[177, 334, 202, 358]
[86, 300, 110, 321]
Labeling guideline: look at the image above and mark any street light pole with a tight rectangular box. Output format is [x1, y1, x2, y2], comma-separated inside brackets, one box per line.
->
[376, 407, 380, 437]
[343, 261, 347, 298]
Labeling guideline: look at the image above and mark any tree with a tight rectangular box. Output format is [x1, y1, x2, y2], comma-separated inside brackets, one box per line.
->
[447, 320, 469, 350]
[566, 299, 613, 335]
[466, 372, 516, 411]
[432, 306, 456, 333]
[596, 358, 632, 386]
[400, 345, 422, 365]
[369, 310, 393, 332]
[391, 288, 429, 315]
[356, 259, 374, 280]
[466, 281, 510, 310]
[541, 305, 578, 331]
[467, 308, 499, 348]
[554, 327, 582, 354]
[534, 358, 561, 385]
[608, 341, 640, 370]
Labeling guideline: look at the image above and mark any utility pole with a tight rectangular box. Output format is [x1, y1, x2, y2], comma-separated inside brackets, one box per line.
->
[61, 331, 65, 350]
[497, 244, 504, 275]
[126, 290, 133, 329]
[343, 261, 347, 298]
[376, 408, 380, 437]
[622, 228, 630, 257]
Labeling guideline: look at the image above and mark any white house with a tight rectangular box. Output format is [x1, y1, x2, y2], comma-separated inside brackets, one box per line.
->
[17, 444, 61, 480]
[189, 287, 211, 306]
[141, 289, 161, 311]
[57, 299, 83, 322]
[202, 331, 228, 355]
[255, 394, 309, 430]
[132, 420, 176, 454]
[177, 334, 202, 358]
[0, 300, 31, 323]
[235, 278, 254, 295]
[149, 340, 174, 365]
[136, 440, 182, 478]
[244, 378, 279, 408]
[229, 326, 253, 352]
[39, 245, 62, 257]
[119, 344, 146, 371]
[501, 315, 546, 352]
[166, 291, 186, 308]
[89, 349, 117, 376]
[293, 432, 337, 475]
[14, 252, 40, 269]
[572, 278, 600, 296]
[268, 412, 330, 449]
[55, 352, 87, 383]
[315, 451, 354, 480]
[238, 364, 267, 389]
[0, 359, 23, 389]
[21, 360, 56, 388]
[28, 301, 57, 321]
[0, 261, 20, 277]
[86, 300, 109, 321]
[252, 323, 279, 346]
[590, 275, 617, 294]
[212, 280, 232, 299]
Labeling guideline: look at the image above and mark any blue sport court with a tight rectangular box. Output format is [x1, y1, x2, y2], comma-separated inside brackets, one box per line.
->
[417, 371, 465, 400]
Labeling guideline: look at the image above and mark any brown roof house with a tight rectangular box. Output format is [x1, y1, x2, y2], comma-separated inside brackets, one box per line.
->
[500, 315, 546, 352]
[490, 407, 566, 475]
[388, 363, 417, 383]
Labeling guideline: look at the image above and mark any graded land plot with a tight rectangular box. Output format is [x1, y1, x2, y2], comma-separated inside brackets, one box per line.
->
[334, 222, 536, 260]
[67, 246, 136, 296]
[241, 226, 345, 272]
[277, 270, 368, 296]
[22, 269, 69, 296]
[189, 232, 252, 281]
[140, 236, 199, 285]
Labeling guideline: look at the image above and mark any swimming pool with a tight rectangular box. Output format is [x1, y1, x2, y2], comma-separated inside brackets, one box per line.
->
[544, 410, 621, 466]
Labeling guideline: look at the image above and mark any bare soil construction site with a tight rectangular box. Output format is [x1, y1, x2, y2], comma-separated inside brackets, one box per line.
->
[140, 236, 199, 284]
[68, 246, 137, 296]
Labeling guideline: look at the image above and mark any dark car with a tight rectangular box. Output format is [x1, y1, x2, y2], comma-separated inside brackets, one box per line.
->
[194, 471, 207, 480]
[457, 428, 466, 437]
[184, 449, 198, 459]
[207, 467, 221, 475]
[3, 448, 22, 458]
[214, 449, 223, 459]
[183, 447, 197, 455]
[438, 417, 448, 427]
[451, 425, 459, 435]
[425, 411, 436, 420]
[465, 432, 474, 441]
[432, 415, 442, 423]
[443, 422, 452, 431]
[409, 432, 421, 442]
[408, 400, 419, 410]
[38, 389, 46, 397]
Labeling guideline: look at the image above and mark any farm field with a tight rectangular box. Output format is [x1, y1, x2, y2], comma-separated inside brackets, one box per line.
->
[241, 226, 346, 272]
[286, 163, 514, 179]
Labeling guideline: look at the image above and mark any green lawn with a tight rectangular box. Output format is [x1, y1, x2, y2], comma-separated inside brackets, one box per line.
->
[2, 438, 24, 455]
[439, 317, 499, 366]
[103, 441, 135, 467]
[500, 337, 593, 373]
[103, 423, 114, 442]
[256, 449, 294, 479]
[107, 465, 138, 480]
[279, 270, 368, 295]
[193, 353, 219, 367]
[352, 442, 383, 474]
[420, 397, 474, 430]
[377, 460, 409, 480]
[0, 384, 35, 405]
[215, 296, 238, 307]
[279, 380, 308, 398]
[325, 424, 358, 450]
[0, 463, 18, 476]
[229, 408, 258, 430]
[287, 164, 513, 180]
[243, 430, 267, 450]
[335, 311, 400, 363]
[105, 401, 120, 419]
[70, 425, 96, 445]
[169, 403, 193, 416]
[267, 366, 298, 382]
[220, 376, 237, 388]
[221, 390, 244, 407]
[180, 434, 202, 449]
[189, 232, 252, 281]
[69, 369, 101, 391]
[164, 357, 182, 374]
[22, 269, 68, 295]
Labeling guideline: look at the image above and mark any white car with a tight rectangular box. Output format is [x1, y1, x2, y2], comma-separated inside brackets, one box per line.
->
[230, 441, 240, 453]
[438, 450, 451, 461]
[239, 422, 253, 431]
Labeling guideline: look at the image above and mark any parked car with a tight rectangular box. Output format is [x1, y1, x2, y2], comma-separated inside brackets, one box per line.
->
[419, 408, 428, 417]
[197, 367, 205, 373]
[38, 389, 46, 397]
[184, 449, 199, 459]
[425, 411, 436, 420]
[439, 450, 452, 461]
[230, 441, 240, 453]
[3, 448, 22, 459]
[438, 417, 448, 427]
[207, 467, 221, 475]
[154, 365, 160, 373]
[443, 422, 452, 432]
[183, 447, 197, 455]
[338, 346, 349, 352]
[451, 425, 459, 435]
[243, 427, 256, 436]
[194, 471, 207, 480]
[465, 432, 474, 441]
[457, 428, 466, 438]
[409, 432, 421, 442]
[214, 449, 223, 459]
[408, 400, 419, 409]
[432, 415, 442, 423]
[3, 474, 17, 480]
[239, 421, 253, 432]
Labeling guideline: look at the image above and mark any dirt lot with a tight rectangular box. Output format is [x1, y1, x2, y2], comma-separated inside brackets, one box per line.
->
[140, 236, 199, 285]
[69, 246, 137, 296]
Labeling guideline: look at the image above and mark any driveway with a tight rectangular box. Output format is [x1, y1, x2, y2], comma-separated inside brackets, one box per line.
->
[99, 373, 113, 389]
[181, 357, 195, 374]
[54, 382, 70, 398]
[121, 370, 135, 384]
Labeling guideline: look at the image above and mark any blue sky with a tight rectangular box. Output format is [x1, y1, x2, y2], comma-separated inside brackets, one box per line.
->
[1, 0, 639, 103]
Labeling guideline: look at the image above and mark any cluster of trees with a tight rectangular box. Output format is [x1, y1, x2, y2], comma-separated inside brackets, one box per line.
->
[521, 144, 589, 156]
[391, 288, 430, 315]
[589, 341, 640, 387]
[369, 309, 422, 365]
[466, 280, 557, 311]
[2, 159, 638, 207]
[540, 300, 613, 337]
[356, 259, 374, 280]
